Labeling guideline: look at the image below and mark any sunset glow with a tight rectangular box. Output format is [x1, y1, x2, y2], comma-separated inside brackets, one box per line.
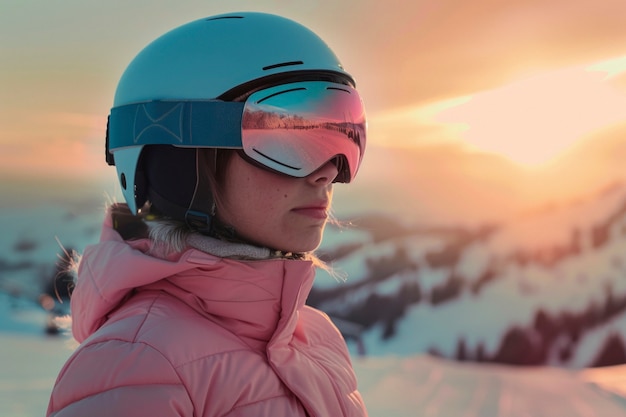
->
[434, 59, 626, 167]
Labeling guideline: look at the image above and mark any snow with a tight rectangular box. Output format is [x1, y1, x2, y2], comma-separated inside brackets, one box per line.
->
[3, 185, 626, 416]
[0, 333, 72, 416]
[354, 356, 626, 417]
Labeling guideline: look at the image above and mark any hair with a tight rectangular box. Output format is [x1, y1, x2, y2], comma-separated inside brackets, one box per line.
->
[199, 147, 233, 214]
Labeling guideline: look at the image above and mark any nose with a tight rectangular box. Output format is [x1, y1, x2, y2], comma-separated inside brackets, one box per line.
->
[307, 159, 339, 186]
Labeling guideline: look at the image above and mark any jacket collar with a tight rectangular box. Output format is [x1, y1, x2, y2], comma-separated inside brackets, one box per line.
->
[71, 208, 315, 345]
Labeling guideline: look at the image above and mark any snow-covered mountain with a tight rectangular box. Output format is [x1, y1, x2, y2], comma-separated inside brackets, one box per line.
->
[313, 181, 626, 368]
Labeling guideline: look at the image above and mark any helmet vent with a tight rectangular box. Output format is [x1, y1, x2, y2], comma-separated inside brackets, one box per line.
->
[205, 15, 244, 21]
[262, 61, 304, 71]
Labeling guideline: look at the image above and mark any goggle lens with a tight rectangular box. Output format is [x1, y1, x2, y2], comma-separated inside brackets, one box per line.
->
[241, 81, 366, 182]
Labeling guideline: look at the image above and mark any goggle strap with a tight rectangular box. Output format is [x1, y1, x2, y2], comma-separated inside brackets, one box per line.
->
[108, 100, 245, 151]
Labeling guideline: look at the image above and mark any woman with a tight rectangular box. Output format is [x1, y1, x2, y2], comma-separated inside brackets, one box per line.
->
[47, 11, 368, 417]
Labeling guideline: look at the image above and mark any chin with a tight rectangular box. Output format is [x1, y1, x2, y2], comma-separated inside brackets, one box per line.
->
[279, 238, 322, 254]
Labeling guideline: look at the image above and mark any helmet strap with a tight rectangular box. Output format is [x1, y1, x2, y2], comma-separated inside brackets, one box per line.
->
[185, 149, 217, 235]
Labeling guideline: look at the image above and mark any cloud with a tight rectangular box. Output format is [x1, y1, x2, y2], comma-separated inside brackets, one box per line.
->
[367, 96, 472, 147]
[349, 0, 626, 113]
[588, 56, 626, 80]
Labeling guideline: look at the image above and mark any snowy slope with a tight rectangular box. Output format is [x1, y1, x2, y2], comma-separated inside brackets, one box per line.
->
[354, 356, 626, 417]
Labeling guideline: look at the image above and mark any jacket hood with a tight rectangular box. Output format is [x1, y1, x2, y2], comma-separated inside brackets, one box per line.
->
[71, 209, 314, 344]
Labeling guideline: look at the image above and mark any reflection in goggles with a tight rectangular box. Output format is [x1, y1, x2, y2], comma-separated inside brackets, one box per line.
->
[241, 82, 366, 182]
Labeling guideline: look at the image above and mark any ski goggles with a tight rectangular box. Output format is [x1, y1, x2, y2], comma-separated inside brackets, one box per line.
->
[106, 81, 366, 182]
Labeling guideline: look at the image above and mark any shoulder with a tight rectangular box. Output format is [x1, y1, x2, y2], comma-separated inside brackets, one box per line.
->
[297, 306, 353, 361]
[94, 289, 255, 365]
[48, 336, 192, 415]
[300, 305, 344, 339]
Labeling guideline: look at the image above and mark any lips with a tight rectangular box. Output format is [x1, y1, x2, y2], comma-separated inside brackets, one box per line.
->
[292, 201, 329, 219]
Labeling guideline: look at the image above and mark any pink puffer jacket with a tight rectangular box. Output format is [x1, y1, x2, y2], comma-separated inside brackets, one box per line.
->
[47, 212, 367, 417]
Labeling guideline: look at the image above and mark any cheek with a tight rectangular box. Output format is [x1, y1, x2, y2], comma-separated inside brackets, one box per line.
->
[223, 179, 283, 218]
[252, 188, 288, 213]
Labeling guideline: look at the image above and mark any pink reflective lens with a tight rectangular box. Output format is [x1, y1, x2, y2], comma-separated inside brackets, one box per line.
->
[241, 81, 366, 182]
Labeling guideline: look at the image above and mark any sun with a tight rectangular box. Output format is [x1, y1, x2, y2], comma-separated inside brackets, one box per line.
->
[433, 58, 626, 167]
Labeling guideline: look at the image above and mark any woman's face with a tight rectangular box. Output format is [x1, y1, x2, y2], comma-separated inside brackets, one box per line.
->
[216, 153, 338, 253]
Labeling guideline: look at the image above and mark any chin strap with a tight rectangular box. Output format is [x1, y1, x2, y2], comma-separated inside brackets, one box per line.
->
[185, 149, 217, 235]
[147, 178, 215, 236]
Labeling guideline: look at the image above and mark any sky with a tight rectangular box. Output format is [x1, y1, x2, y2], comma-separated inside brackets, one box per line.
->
[2, 0, 626, 222]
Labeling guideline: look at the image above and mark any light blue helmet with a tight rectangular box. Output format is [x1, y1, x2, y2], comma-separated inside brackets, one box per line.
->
[106, 12, 363, 226]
